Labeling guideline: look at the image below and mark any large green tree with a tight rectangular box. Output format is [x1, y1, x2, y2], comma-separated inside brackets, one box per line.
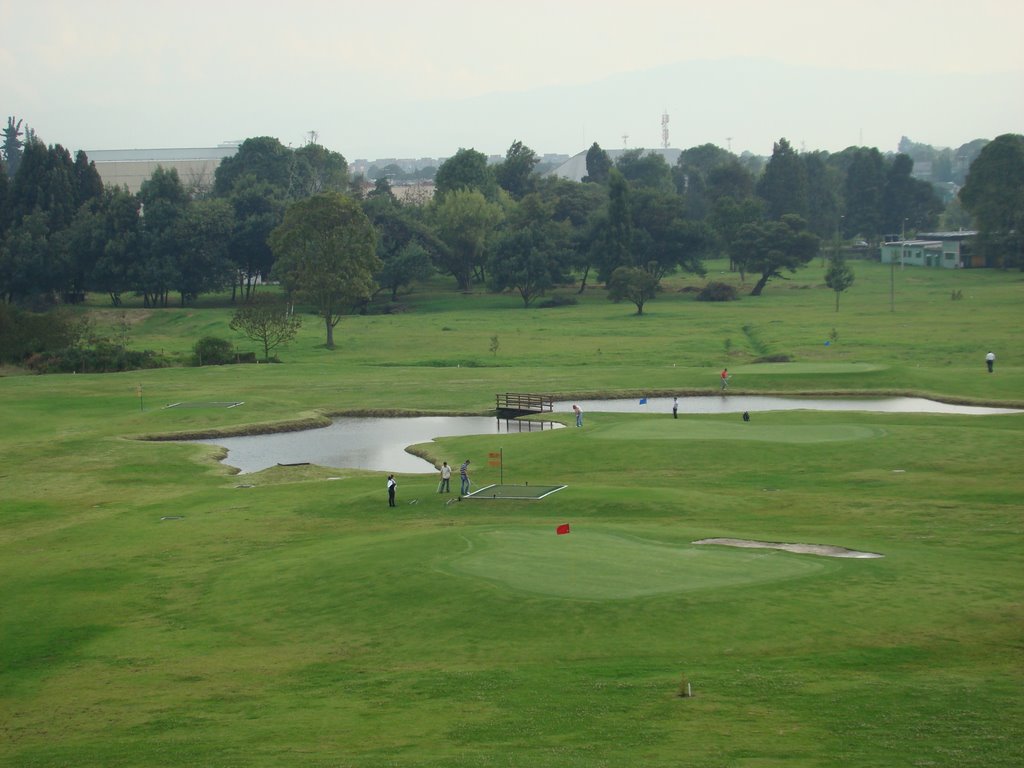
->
[0, 211, 53, 302]
[606, 265, 659, 315]
[362, 193, 442, 301]
[292, 142, 349, 197]
[487, 193, 570, 307]
[213, 137, 292, 197]
[430, 188, 504, 290]
[535, 176, 607, 292]
[434, 148, 496, 200]
[135, 166, 188, 307]
[615, 150, 673, 193]
[89, 187, 142, 306]
[227, 176, 285, 301]
[730, 214, 820, 296]
[630, 189, 711, 280]
[172, 198, 235, 305]
[959, 133, 1024, 269]
[269, 193, 380, 349]
[494, 140, 539, 200]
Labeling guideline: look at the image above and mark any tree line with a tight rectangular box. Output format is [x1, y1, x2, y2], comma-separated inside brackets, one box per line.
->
[1, 115, 1021, 346]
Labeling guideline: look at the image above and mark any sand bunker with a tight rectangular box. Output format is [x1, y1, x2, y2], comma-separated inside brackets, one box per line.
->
[693, 538, 883, 559]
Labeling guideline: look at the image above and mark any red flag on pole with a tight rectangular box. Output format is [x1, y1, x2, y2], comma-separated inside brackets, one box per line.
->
[556, 523, 571, 535]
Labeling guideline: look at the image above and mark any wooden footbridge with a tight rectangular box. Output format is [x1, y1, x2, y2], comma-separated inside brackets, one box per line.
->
[496, 392, 555, 418]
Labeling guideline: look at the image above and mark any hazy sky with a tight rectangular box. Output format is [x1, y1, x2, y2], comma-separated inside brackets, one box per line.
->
[2, 0, 1021, 160]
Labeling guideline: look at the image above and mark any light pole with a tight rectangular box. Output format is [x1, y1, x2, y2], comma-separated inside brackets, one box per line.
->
[901, 219, 908, 271]
[890, 254, 895, 312]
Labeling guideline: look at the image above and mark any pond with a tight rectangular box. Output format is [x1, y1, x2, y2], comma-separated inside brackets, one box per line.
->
[554, 396, 1022, 416]
[190, 416, 562, 475]
[189, 396, 1018, 475]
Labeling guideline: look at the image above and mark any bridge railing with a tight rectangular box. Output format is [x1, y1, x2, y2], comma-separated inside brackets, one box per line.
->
[496, 393, 554, 414]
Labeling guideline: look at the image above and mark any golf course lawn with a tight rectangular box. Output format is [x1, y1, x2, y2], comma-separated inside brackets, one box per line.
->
[1, 260, 1022, 767]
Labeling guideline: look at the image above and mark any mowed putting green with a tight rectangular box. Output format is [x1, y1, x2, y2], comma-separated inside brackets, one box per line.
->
[444, 526, 828, 599]
[595, 418, 884, 443]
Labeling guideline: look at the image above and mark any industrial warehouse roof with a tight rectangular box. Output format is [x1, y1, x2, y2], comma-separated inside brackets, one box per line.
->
[83, 146, 239, 162]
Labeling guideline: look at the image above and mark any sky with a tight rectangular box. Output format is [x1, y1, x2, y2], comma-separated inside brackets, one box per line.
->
[2, 0, 1022, 161]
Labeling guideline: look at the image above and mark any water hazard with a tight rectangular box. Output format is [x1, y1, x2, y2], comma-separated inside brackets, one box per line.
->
[554, 396, 1021, 416]
[190, 416, 561, 475]
[187, 397, 1018, 475]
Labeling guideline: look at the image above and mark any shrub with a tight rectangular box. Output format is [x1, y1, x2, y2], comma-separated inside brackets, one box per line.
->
[192, 336, 235, 366]
[537, 294, 578, 308]
[696, 281, 739, 302]
[0, 305, 80, 363]
[25, 343, 167, 374]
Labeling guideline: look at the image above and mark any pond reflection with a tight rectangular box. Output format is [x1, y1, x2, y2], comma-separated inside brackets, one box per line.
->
[190, 416, 562, 475]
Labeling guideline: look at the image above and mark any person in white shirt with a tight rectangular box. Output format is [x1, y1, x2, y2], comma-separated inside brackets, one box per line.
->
[439, 461, 451, 493]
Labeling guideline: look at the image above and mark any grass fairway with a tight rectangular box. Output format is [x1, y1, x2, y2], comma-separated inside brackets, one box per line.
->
[1, 260, 1022, 766]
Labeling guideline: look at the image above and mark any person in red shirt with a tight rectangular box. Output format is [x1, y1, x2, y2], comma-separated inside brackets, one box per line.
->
[720, 368, 729, 390]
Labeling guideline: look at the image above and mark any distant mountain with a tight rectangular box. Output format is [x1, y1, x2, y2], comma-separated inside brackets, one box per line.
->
[398, 57, 1021, 159]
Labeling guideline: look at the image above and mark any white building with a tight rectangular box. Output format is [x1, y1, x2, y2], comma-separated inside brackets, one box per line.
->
[84, 145, 239, 193]
[879, 232, 977, 269]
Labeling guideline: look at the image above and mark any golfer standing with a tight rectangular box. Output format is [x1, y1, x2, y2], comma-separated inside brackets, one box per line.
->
[386, 474, 397, 507]
[460, 460, 471, 496]
[672, 397, 678, 419]
[986, 351, 995, 373]
[439, 461, 451, 493]
[720, 368, 729, 390]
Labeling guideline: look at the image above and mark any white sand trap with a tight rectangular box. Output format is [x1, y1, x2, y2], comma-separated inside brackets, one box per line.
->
[693, 537, 883, 559]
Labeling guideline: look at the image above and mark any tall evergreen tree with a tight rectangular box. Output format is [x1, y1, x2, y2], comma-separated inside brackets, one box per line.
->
[583, 142, 612, 184]
[73, 151, 104, 208]
[10, 140, 78, 230]
[757, 138, 808, 221]
[960, 133, 1024, 268]
[2, 117, 24, 178]
[595, 168, 633, 281]
[844, 148, 886, 240]
[803, 151, 840, 239]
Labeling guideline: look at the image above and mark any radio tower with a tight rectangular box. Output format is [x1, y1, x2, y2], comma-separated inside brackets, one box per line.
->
[661, 111, 670, 149]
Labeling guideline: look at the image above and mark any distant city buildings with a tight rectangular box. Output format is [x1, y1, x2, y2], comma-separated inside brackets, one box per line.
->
[87, 146, 572, 199]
